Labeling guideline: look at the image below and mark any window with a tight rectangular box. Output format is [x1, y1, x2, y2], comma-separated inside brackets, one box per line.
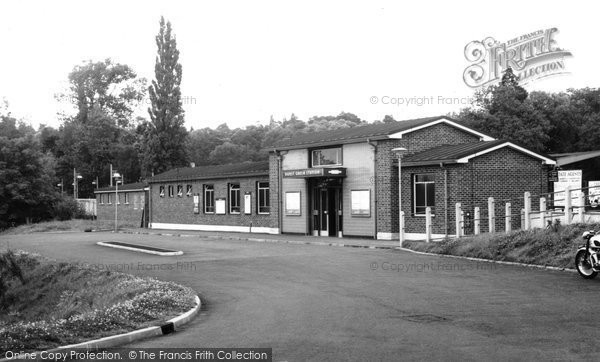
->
[177, 185, 183, 197]
[311, 147, 342, 167]
[159, 186, 165, 198]
[257, 182, 270, 214]
[351, 190, 370, 216]
[414, 174, 435, 215]
[186, 185, 193, 197]
[124, 192, 129, 204]
[168, 185, 174, 198]
[99, 194, 103, 204]
[229, 184, 241, 213]
[204, 185, 214, 213]
[108, 194, 112, 204]
[285, 191, 301, 215]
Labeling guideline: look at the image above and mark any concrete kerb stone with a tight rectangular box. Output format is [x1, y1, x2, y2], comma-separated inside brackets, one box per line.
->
[0, 296, 201, 362]
[96, 241, 183, 256]
[397, 247, 577, 273]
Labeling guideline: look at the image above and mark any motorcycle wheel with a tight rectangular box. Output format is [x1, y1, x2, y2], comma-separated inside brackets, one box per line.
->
[575, 250, 598, 279]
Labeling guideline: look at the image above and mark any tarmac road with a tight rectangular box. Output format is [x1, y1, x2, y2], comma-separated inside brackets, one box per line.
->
[3, 232, 600, 361]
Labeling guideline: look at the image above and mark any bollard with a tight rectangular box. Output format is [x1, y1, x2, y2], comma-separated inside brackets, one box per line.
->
[565, 186, 572, 225]
[488, 197, 495, 233]
[524, 192, 531, 230]
[540, 197, 546, 229]
[425, 207, 432, 242]
[474, 207, 480, 235]
[455, 203, 461, 239]
[505, 202, 511, 234]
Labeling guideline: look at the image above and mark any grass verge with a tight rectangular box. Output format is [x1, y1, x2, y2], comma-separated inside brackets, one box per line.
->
[0, 219, 140, 235]
[0, 251, 196, 353]
[402, 223, 600, 269]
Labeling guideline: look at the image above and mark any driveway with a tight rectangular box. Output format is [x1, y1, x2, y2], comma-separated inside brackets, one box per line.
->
[3, 232, 599, 361]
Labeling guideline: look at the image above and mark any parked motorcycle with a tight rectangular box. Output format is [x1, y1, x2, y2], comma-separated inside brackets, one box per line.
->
[575, 230, 600, 279]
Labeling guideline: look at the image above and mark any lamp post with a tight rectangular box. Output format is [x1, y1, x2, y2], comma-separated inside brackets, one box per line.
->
[73, 168, 83, 198]
[57, 180, 64, 195]
[113, 172, 121, 232]
[392, 147, 407, 246]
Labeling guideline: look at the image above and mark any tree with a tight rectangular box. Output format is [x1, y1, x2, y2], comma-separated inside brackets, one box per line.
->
[457, 67, 551, 152]
[60, 59, 146, 127]
[142, 17, 188, 175]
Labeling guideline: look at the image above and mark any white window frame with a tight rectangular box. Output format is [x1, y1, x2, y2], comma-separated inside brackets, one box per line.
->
[124, 192, 129, 204]
[204, 184, 215, 213]
[229, 184, 241, 214]
[168, 185, 174, 198]
[159, 186, 165, 198]
[186, 184, 193, 197]
[413, 174, 435, 216]
[177, 185, 183, 197]
[257, 182, 270, 214]
[311, 147, 343, 167]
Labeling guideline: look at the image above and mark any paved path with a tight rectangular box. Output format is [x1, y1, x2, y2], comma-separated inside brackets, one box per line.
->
[2, 232, 600, 361]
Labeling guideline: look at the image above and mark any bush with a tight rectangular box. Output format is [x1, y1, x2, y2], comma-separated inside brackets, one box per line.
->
[52, 197, 85, 221]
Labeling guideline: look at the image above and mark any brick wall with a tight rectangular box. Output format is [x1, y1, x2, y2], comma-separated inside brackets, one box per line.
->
[149, 176, 277, 229]
[400, 147, 550, 235]
[376, 123, 481, 235]
[96, 190, 146, 226]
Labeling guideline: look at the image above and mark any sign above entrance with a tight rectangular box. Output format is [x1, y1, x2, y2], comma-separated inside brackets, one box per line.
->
[283, 167, 346, 178]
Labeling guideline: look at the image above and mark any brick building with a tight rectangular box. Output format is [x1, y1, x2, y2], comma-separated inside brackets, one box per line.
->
[95, 182, 148, 227]
[142, 115, 555, 240]
[147, 162, 278, 234]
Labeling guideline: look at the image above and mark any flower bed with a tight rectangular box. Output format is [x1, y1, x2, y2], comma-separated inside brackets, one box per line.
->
[0, 251, 196, 353]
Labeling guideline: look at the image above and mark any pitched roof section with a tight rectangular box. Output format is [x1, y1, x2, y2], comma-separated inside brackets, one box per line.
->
[148, 161, 269, 183]
[402, 141, 556, 166]
[95, 182, 147, 193]
[270, 116, 494, 150]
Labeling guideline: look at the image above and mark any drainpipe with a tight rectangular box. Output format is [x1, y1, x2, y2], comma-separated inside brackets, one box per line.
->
[367, 138, 378, 239]
[442, 163, 448, 238]
[275, 149, 283, 234]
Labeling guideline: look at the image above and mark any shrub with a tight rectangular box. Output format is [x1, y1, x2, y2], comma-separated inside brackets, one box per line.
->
[53, 197, 85, 221]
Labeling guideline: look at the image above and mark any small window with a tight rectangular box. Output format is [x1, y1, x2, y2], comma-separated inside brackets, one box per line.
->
[177, 185, 183, 197]
[311, 147, 342, 167]
[229, 184, 241, 214]
[204, 185, 215, 213]
[168, 185, 174, 198]
[99, 194, 103, 204]
[108, 194, 112, 204]
[186, 185, 193, 197]
[159, 186, 165, 198]
[257, 182, 270, 214]
[414, 174, 435, 215]
[124, 192, 129, 204]
[285, 191, 301, 215]
[351, 190, 370, 216]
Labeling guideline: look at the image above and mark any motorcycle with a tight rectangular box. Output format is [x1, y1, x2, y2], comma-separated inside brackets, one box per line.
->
[575, 230, 600, 279]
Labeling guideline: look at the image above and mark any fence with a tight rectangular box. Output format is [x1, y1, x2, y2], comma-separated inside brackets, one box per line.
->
[403, 185, 600, 242]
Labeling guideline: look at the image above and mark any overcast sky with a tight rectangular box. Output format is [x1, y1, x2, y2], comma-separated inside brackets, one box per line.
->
[0, 0, 597, 130]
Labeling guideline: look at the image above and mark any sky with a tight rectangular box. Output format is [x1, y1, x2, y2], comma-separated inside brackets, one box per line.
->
[0, 0, 598, 130]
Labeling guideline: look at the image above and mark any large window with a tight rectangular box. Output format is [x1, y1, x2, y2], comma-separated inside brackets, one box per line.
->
[204, 185, 215, 213]
[414, 174, 435, 215]
[257, 182, 270, 214]
[311, 147, 342, 167]
[229, 184, 241, 213]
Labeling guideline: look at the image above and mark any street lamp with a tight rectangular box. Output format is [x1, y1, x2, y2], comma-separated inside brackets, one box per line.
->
[392, 147, 407, 246]
[113, 172, 121, 232]
[57, 180, 64, 195]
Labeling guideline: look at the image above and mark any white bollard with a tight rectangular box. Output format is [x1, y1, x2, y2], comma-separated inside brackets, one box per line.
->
[488, 197, 495, 233]
[425, 207, 432, 243]
[400, 211, 405, 246]
[455, 203, 461, 239]
[565, 186, 572, 225]
[505, 202, 511, 234]
[474, 207, 480, 235]
[540, 197, 546, 229]
[524, 192, 531, 230]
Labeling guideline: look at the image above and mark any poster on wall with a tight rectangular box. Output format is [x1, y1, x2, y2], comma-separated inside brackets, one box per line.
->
[554, 170, 582, 208]
[244, 194, 251, 214]
[285, 192, 301, 215]
[588, 181, 600, 208]
[193, 195, 199, 214]
[215, 198, 226, 214]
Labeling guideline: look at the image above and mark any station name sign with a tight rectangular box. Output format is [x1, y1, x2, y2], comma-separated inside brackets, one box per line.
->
[283, 167, 346, 178]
